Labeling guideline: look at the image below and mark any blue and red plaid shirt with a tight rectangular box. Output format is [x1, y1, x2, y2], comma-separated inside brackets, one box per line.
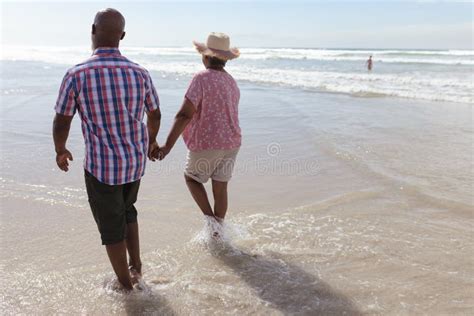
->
[55, 47, 160, 185]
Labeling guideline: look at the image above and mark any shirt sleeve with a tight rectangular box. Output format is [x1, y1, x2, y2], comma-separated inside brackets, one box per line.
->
[185, 74, 203, 109]
[55, 72, 78, 116]
[144, 73, 160, 113]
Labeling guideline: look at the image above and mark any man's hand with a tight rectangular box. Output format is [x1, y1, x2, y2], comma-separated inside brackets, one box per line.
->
[53, 113, 74, 172]
[148, 140, 160, 161]
[56, 149, 73, 171]
[158, 145, 171, 161]
[146, 108, 161, 161]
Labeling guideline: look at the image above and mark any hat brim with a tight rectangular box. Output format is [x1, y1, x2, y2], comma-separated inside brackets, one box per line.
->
[193, 41, 240, 60]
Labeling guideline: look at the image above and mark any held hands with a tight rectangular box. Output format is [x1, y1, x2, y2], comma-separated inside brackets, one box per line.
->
[157, 145, 171, 161]
[148, 140, 160, 161]
[148, 141, 171, 161]
[148, 140, 172, 161]
[56, 148, 73, 172]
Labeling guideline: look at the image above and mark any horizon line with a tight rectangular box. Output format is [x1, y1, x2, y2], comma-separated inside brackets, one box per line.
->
[2, 44, 472, 51]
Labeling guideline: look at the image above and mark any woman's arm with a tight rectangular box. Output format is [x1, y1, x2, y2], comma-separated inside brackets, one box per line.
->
[159, 97, 196, 160]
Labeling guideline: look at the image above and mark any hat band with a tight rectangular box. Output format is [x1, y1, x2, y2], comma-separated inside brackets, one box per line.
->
[207, 44, 230, 52]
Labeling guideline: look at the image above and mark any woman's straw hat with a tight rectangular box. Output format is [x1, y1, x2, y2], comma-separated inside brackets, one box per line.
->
[193, 32, 240, 60]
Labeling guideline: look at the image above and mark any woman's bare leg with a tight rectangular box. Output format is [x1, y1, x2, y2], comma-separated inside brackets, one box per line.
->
[185, 175, 214, 217]
[212, 179, 228, 220]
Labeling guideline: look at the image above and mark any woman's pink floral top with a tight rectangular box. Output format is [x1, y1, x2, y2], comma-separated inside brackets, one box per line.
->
[183, 69, 241, 151]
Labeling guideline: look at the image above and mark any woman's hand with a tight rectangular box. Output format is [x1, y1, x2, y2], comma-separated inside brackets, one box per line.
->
[158, 145, 171, 160]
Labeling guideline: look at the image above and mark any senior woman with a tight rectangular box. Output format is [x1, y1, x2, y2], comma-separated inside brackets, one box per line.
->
[157, 32, 241, 238]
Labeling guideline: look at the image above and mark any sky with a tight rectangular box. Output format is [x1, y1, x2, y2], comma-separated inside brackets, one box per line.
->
[0, 1, 473, 49]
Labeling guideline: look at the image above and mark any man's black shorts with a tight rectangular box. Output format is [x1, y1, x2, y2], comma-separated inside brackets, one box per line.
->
[84, 170, 140, 245]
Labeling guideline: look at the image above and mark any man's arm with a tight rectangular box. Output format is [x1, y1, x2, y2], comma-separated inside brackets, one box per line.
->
[158, 98, 196, 160]
[147, 108, 162, 161]
[53, 113, 74, 171]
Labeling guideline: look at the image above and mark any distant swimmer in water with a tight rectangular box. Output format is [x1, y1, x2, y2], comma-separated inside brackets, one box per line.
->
[366, 55, 373, 71]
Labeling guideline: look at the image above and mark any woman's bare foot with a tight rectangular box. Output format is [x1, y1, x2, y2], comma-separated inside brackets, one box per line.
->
[210, 216, 225, 240]
[212, 231, 221, 239]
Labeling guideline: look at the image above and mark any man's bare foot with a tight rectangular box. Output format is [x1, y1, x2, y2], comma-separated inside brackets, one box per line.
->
[108, 279, 132, 293]
[129, 267, 142, 285]
[129, 262, 142, 275]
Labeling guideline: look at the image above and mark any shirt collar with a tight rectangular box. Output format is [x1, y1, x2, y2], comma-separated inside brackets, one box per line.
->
[92, 47, 121, 56]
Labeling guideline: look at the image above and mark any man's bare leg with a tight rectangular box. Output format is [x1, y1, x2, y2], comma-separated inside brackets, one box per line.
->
[106, 240, 133, 290]
[126, 222, 142, 284]
[212, 179, 228, 220]
[185, 175, 214, 217]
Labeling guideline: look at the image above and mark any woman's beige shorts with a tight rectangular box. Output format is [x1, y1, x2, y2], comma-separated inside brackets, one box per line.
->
[184, 148, 240, 183]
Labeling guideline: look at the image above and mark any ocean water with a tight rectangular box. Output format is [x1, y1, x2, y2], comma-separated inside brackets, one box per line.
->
[2, 46, 473, 103]
[0, 46, 473, 315]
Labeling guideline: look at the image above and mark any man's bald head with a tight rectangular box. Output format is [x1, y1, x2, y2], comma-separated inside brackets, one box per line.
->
[91, 8, 125, 49]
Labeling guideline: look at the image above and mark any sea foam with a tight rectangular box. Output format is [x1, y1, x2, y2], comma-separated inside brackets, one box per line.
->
[2, 46, 472, 103]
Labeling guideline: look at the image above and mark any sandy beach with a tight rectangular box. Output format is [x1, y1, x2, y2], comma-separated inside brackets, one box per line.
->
[1, 46, 473, 315]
